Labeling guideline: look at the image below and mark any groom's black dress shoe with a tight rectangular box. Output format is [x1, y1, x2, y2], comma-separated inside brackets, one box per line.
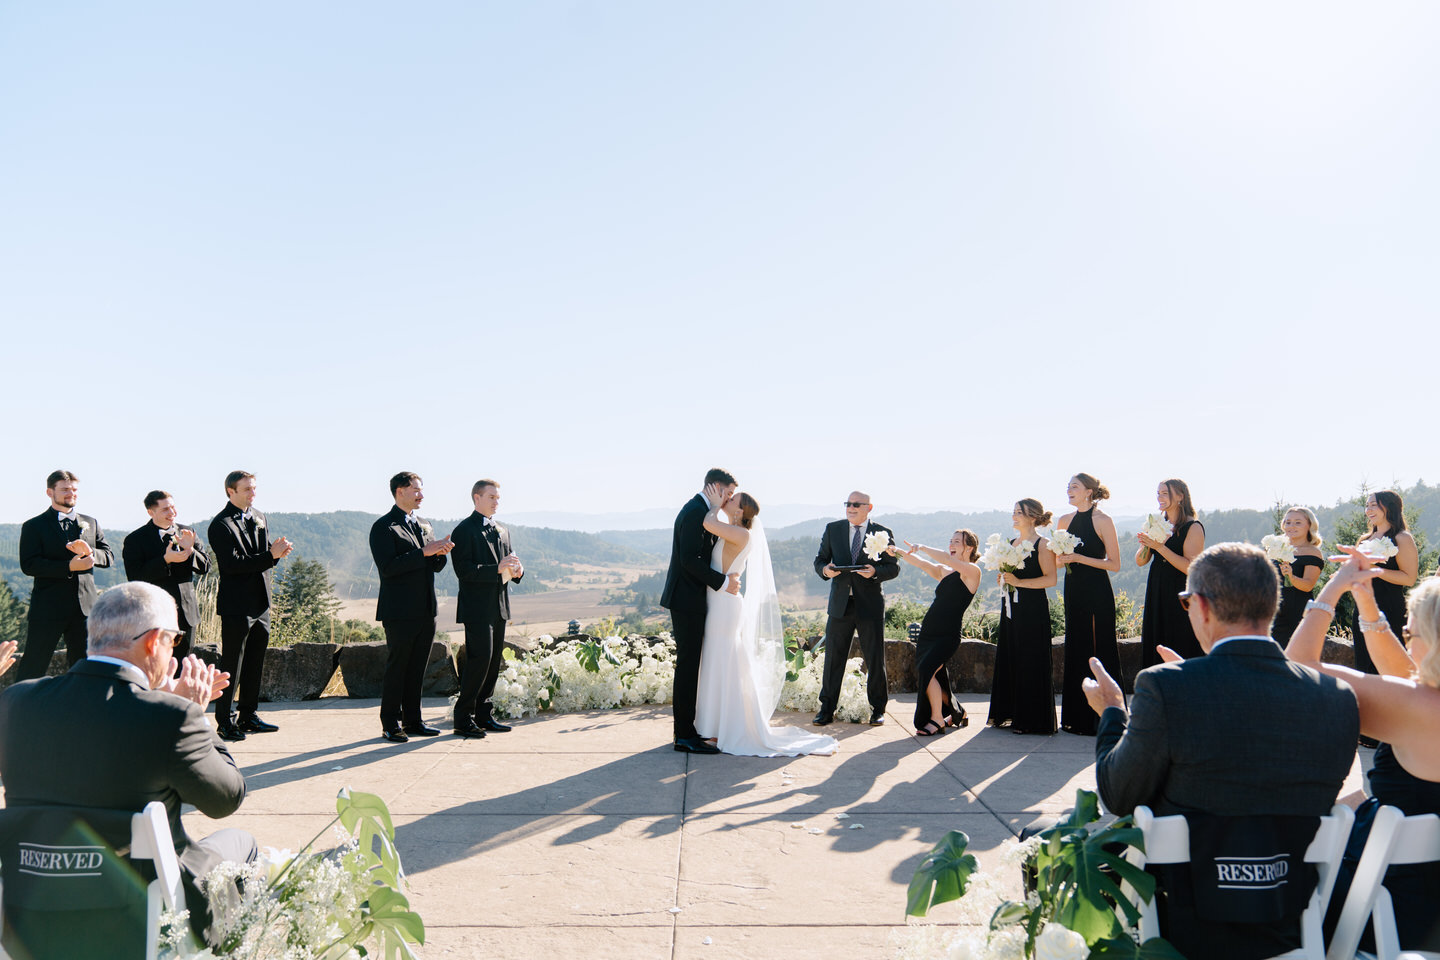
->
[453, 721, 487, 739]
[480, 718, 512, 733]
[216, 718, 246, 742]
[674, 736, 721, 754]
[868, 711, 886, 726]
[237, 713, 278, 733]
[381, 726, 409, 744]
[812, 710, 834, 726]
[403, 722, 441, 737]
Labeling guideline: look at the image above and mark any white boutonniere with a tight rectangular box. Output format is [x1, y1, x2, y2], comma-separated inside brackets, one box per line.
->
[862, 530, 890, 562]
[77, 519, 90, 535]
[1261, 534, 1296, 564]
[418, 521, 434, 542]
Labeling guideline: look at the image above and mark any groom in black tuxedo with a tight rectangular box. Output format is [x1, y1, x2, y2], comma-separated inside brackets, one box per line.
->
[370, 471, 455, 743]
[123, 490, 210, 660]
[660, 468, 740, 754]
[17, 470, 114, 680]
[208, 470, 293, 742]
[813, 490, 899, 725]
[451, 479, 525, 738]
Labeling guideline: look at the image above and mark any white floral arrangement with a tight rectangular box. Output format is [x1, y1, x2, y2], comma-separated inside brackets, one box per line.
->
[483, 633, 872, 723]
[1358, 536, 1399, 561]
[863, 530, 892, 562]
[1140, 513, 1173, 542]
[1040, 527, 1082, 556]
[979, 535, 1035, 615]
[1260, 534, 1296, 564]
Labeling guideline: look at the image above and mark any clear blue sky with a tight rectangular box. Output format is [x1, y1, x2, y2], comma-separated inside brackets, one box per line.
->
[2, 2, 1435, 531]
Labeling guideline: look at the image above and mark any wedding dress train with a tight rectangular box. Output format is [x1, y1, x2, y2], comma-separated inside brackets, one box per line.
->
[694, 524, 838, 757]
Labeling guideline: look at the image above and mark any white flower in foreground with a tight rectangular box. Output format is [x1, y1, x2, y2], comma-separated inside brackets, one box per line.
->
[1141, 513, 1173, 542]
[1260, 534, 1296, 564]
[1047, 528, 1082, 556]
[1033, 922, 1089, 960]
[863, 530, 891, 561]
[1359, 536, 1399, 561]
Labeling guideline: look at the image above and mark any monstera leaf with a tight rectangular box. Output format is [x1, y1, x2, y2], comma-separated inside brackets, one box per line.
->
[906, 830, 979, 917]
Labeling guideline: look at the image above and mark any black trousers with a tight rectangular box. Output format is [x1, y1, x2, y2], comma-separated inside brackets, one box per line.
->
[381, 617, 435, 727]
[819, 598, 888, 713]
[17, 614, 88, 681]
[670, 605, 707, 739]
[454, 619, 506, 723]
[216, 614, 270, 717]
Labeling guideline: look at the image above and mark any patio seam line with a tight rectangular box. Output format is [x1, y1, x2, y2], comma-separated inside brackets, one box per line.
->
[383, 737, 463, 808]
[671, 749, 690, 960]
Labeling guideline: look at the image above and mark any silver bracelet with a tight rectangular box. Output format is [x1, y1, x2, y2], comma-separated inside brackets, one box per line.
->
[1304, 600, 1335, 617]
[1359, 614, 1390, 633]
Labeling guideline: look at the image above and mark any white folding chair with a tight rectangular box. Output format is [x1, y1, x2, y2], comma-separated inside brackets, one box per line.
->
[129, 801, 191, 960]
[1125, 804, 1355, 960]
[1326, 807, 1440, 960]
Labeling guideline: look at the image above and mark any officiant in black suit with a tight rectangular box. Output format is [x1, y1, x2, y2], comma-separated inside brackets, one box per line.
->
[451, 479, 525, 738]
[660, 468, 740, 754]
[208, 470, 292, 742]
[17, 470, 114, 680]
[370, 471, 454, 743]
[123, 490, 210, 660]
[813, 491, 899, 726]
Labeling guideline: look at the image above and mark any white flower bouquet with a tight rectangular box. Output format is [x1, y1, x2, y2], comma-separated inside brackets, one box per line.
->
[1041, 527, 1082, 556]
[1260, 534, 1296, 565]
[1358, 536, 1399, 561]
[979, 534, 1035, 616]
[863, 530, 891, 562]
[1140, 513, 1173, 543]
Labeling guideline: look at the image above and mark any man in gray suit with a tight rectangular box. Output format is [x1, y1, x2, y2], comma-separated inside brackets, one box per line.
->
[1085, 542, 1359, 960]
[0, 582, 254, 943]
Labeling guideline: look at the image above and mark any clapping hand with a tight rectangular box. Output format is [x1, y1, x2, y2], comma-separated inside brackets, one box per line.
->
[1156, 645, 1183, 664]
[162, 655, 231, 707]
[1082, 657, 1126, 716]
[423, 535, 455, 557]
[500, 553, 523, 578]
[1136, 532, 1159, 551]
[0, 639, 17, 678]
[271, 536, 295, 559]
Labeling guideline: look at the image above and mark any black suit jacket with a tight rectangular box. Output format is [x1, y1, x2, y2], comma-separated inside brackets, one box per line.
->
[208, 503, 278, 618]
[813, 519, 900, 619]
[370, 505, 447, 622]
[122, 522, 210, 632]
[19, 509, 113, 621]
[660, 494, 725, 616]
[0, 660, 246, 900]
[452, 511, 523, 624]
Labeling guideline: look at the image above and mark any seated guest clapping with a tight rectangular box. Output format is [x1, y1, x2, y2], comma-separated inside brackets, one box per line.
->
[0, 582, 254, 944]
[1083, 542, 1359, 960]
[1285, 548, 1440, 953]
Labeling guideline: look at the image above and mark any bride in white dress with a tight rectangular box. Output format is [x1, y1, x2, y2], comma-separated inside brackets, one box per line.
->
[694, 492, 838, 757]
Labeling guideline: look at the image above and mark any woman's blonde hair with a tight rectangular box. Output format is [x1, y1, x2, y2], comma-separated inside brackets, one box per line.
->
[1283, 506, 1322, 547]
[1406, 577, 1440, 688]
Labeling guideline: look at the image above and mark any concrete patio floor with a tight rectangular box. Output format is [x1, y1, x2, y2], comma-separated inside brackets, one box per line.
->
[180, 695, 1368, 960]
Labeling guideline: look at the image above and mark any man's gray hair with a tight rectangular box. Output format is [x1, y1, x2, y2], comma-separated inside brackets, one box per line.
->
[88, 582, 179, 654]
[1185, 542, 1279, 626]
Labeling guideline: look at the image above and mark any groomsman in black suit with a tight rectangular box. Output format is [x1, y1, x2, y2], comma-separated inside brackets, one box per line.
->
[660, 468, 739, 754]
[123, 490, 210, 660]
[812, 490, 899, 726]
[17, 470, 114, 680]
[451, 479, 525, 738]
[208, 470, 293, 742]
[370, 472, 454, 743]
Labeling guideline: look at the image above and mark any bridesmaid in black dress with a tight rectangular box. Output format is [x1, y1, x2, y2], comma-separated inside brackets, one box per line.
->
[1137, 478, 1205, 666]
[1351, 489, 1419, 675]
[1270, 506, 1325, 646]
[893, 530, 982, 736]
[987, 499, 1057, 735]
[1056, 473, 1122, 736]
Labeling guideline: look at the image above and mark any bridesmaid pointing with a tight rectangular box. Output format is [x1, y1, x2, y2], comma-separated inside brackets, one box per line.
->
[1055, 473, 1121, 736]
[1136, 478, 1205, 665]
